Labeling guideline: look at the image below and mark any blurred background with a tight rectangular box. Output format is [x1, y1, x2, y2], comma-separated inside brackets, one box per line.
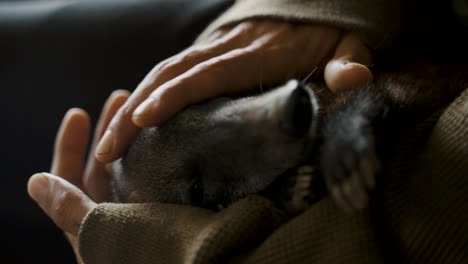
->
[0, 0, 231, 262]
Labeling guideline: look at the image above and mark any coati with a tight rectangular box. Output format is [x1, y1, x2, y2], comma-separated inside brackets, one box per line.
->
[111, 63, 466, 214]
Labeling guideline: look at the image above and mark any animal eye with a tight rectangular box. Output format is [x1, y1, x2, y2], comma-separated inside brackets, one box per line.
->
[190, 176, 204, 207]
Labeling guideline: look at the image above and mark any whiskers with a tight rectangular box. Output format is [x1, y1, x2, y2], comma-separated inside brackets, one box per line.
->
[302, 66, 318, 84]
[256, 63, 319, 94]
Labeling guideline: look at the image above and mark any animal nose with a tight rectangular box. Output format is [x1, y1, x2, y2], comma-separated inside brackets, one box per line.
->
[279, 80, 316, 137]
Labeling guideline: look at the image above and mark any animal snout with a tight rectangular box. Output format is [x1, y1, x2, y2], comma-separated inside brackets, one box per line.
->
[279, 80, 319, 138]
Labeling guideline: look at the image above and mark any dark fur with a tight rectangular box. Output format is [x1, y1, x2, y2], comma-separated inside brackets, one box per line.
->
[112, 63, 466, 214]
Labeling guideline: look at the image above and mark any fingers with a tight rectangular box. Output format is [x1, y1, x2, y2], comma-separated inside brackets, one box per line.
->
[65, 234, 83, 264]
[51, 108, 91, 189]
[94, 100, 139, 163]
[132, 22, 251, 106]
[27, 173, 97, 237]
[84, 90, 130, 202]
[94, 24, 248, 163]
[132, 25, 341, 127]
[324, 33, 373, 92]
[95, 23, 373, 164]
[131, 46, 264, 126]
[131, 29, 306, 126]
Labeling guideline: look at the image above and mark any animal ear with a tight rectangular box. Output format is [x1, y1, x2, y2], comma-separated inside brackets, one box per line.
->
[279, 81, 314, 137]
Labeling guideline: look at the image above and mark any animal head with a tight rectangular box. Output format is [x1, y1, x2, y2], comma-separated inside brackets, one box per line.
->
[112, 80, 322, 209]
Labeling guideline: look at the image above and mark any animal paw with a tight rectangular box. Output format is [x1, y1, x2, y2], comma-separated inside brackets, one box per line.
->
[263, 165, 325, 215]
[286, 165, 325, 214]
[321, 123, 380, 212]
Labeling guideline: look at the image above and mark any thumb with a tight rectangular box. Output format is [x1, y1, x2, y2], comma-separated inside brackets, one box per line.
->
[27, 173, 97, 237]
[324, 33, 373, 92]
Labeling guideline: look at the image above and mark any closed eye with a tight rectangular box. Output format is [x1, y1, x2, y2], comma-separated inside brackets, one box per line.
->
[189, 170, 204, 207]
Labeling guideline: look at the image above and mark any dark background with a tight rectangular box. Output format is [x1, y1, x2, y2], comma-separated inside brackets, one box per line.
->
[0, 0, 231, 262]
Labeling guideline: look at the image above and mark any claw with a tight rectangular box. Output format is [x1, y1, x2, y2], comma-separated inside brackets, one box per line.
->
[350, 171, 368, 210]
[341, 180, 357, 211]
[298, 165, 316, 175]
[331, 185, 352, 212]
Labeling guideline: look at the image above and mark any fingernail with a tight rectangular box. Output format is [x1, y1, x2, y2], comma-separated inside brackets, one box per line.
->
[27, 173, 50, 205]
[96, 130, 114, 159]
[132, 97, 159, 125]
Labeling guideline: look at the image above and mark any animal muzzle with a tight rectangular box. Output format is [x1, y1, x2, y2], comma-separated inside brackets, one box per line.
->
[239, 79, 320, 139]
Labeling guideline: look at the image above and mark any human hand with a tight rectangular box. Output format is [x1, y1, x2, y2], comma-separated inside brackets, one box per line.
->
[95, 20, 373, 163]
[27, 90, 130, 263]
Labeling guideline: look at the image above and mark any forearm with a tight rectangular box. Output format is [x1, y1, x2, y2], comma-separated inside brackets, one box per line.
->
[196, 0, 403, 56]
